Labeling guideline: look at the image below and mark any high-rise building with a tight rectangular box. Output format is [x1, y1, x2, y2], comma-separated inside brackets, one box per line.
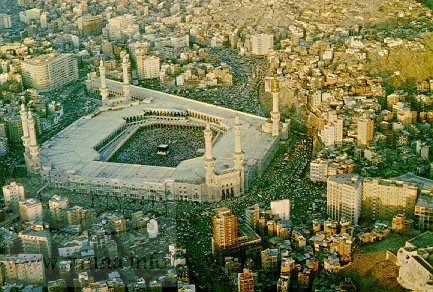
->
[21, 53, 78, 91]
[67, 206, 97, 230]
[327, 174, 363, 225]
[0, 254, 46, 285]
[19, 198, 43, 222]
[362, 178, 418, 221]
[136, 55, 160, 80]
[19, 224, 52, 259]
[78, 15, 103, 36]
[0, 14, 12, 29]
[261, 249, 279, 274]
[212, 208, 238, 248]
[357, 117, 374, 146]
[2, 181, 25, 209]
[237, 268, 255, 292]
[270, 199, 290, 221]
[49, 195, 69, 226]
[251, 34, 274, 56]
[415, 192, 433, 231]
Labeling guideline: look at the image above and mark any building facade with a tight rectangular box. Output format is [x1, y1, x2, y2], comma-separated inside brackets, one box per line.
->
[212, 207, 238, 249]
[0, 254, 45, 285]
[136, 55, 160, 80]
[362, 178, 418, 221]
[21, 53, 78, 91]
[327, 174, 363, 225]
[251, 34, 274, 56]
[2, 181, 25, 208]
[19, 198, 43, 222]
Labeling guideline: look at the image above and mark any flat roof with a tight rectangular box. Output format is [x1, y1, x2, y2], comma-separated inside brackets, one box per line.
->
[40, 80, 277, 185]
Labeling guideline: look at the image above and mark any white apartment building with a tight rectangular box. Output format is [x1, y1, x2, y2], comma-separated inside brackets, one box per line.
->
[357, 117, 374, 146]
[319, 111, 344, 147]
[362, 178, 418, 221]
[19, 8, 41, 24]
[0, 14, 12, 29]
[136, 55, 160, 80]
[251, 34, 274, 56]
[310, 158, 329, 183]
[106, 14, 139, 41]
[3, 181, 25, 207]
[49, 195, 69, 223]
[270, 199, 291, 221]
[327, 174, 363, 225]
[19, 198, 43, 222]
[21, 53, 78, 91]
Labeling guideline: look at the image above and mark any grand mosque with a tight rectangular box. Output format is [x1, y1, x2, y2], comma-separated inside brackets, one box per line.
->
[23, 54, 288, 203]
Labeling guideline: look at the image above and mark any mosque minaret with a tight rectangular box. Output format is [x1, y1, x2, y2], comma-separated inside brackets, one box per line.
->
[122, 53, 131, 102]
[22, 105, 41, 172]
[203, 122, 216, 201]
[271, 77, 281, 137]
[20, 102, 30, 155]
[99, 59, 109, 106]
[233, 115, 244, 194]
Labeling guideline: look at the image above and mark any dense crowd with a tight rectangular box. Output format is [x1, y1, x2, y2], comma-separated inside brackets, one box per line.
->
[109, 126, 208, 167]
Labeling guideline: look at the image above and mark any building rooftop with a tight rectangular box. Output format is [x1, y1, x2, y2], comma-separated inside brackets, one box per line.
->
[40, 81, 277, 186]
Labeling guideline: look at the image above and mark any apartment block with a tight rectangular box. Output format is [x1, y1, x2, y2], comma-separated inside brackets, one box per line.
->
[327, 174, 363, 225]
[19, 224, 52, 259]
[22, 53, 79, 91]
[0, 254, 46, 285]
[251, 34, 274, 56]
[212, 207, 238, 248]
[362, 178, 418, 221]
[237, 268, 255, 292]
[357, 117, 374, 146]
[136, 55, 160, 80]
[3, 181, 25, 208]
[19, 198, 43, 222]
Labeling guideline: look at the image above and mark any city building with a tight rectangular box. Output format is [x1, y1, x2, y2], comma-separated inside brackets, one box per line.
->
[327, 174, 363, 225]
[212, 207, 238, 249]
[357, 116, 374, 146]
[362, 178, 418, 221]
[396, 231, 433, 291]
[49, 195, 69, 226]
[2, 181, 25, 209]
[19, 198, 43, 222]
[105, 14, 139, 41]
[21, 53, 78, 91]
[67, 206, 97, 230]
[0, 14, 12, 29]
[251, 34, 274, 56]
[237, 268, 255, 292]
[270, 199, 290, 221]
[261, 248, 279, 274]
[0, 254, 46, 285]
[212, 208, 261, 264]
[415, 192, 433, 231]
[136, 55, 160, 80]
[77, 15, 103, 36]
[19, 224, 52, 259]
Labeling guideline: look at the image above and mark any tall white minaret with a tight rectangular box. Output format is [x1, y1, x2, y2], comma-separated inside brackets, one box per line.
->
[271, 77, 280, 137]
[203, 122, 216, 201]
[20, 102, 30, 155]
[26, 110, 41, 172]
[122, 53, 131, 102]
[233, 115, 244, 195]
[99, 59, 109, 106]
